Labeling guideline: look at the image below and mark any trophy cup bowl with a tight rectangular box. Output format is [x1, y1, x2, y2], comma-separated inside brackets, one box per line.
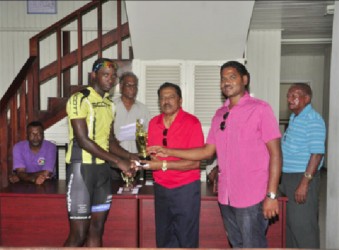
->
[136, 132, 151, 161]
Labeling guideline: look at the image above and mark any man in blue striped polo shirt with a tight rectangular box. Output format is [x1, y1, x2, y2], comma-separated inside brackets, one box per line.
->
[280, 83, 326, 248]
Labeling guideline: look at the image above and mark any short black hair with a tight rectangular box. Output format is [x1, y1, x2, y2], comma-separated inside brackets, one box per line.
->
[157, 82, 182, 99]
[292, 83, 313, 99]
[220, 61, 250, 91]
[27, 121, 44, 131]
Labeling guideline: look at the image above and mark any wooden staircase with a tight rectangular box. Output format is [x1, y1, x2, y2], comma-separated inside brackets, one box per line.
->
[0, 0, 132, 188]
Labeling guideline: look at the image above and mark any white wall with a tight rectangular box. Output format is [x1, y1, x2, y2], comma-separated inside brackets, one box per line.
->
[246, 30, 282, 119]
[280, 54, 325, 115]
[326, 1, 339, 248]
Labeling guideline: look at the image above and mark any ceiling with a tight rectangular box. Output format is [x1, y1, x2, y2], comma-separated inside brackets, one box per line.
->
[125, 1, 335, 60]
[250, 0, 334, 54]
[125, 1, 255, 60]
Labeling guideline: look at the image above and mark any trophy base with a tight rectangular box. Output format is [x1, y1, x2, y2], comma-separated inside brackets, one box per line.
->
[118, 184, 138, 194]
[122, 186, 133, 193]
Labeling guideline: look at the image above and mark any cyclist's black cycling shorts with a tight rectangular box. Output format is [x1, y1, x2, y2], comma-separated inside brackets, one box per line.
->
[66, 162, 113, 220]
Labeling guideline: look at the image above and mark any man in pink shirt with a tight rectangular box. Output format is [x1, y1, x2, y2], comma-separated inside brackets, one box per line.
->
[148, 61, 282, 248]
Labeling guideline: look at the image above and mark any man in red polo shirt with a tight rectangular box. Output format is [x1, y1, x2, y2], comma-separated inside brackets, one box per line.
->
[143, 82, 204, 248]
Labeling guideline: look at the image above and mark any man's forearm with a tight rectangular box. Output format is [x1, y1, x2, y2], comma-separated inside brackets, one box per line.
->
[301, 154, 323, 184]
[267, 158, 281, 194]
[147, 159, 200, 171]
[305, 154, 323, 176]
[109, 140, 131, 160]
[166, 144, 216, 161]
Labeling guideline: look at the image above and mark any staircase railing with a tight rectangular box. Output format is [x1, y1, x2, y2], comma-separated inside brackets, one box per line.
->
[0, 0, 132, 188]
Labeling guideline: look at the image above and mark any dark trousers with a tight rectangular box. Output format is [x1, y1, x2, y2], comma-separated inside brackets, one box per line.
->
[219, 201, 268, 248]
[154, 180, 201, 248]
[280, 171, 320, 248]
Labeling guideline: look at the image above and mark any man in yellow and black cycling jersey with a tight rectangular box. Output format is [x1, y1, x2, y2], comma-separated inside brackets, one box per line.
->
[64, 58, 137, 247]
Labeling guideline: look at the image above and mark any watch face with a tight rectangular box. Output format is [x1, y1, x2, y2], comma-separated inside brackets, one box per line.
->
[267, 192, 277, 199]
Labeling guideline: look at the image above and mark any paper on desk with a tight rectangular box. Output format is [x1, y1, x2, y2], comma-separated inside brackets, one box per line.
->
[117, 187, 139, 195]
[145, 180, 154, 186]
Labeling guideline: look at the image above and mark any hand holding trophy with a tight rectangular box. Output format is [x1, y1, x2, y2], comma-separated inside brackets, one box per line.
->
[119, 159, 137, 193]
[135, 119, 151, 181]
[120, 119, 150, 191]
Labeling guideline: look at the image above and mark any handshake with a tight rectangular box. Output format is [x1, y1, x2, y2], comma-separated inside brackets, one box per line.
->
[134, 160, 149, 169]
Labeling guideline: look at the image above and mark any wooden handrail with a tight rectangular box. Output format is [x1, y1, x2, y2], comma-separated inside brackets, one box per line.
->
[29, 1, 101, 56]
[0, 0, 131, 188]
[38, 23, 130, 84]
[0, 57, 36, 113]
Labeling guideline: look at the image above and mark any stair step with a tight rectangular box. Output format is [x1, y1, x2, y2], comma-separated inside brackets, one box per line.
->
[48, 97, 68, 111]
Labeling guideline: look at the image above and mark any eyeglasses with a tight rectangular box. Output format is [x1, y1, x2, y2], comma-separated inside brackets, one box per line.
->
[220, 112, 229, 131]
[123, 82, 138, 89]
[163, 129, 168, 146]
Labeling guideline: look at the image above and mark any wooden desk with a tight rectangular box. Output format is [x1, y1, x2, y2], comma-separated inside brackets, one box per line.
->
[0, 180, 138, 247]
[0, 180, 286, 248]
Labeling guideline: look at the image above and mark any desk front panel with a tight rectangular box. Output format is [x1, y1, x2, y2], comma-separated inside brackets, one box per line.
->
[0, 196, 68, 246]
[0, 181, 285, 248]
[139, 196, 286, 248]
[0, 195, 138, 247]
[104, 197, 138, 247]
[139, 197, 229, 248]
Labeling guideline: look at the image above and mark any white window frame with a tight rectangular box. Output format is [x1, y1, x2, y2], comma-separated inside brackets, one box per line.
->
[132, 59, 245, 137]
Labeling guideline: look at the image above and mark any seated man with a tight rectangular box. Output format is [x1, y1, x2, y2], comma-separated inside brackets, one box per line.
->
[9, 121, 57, 185]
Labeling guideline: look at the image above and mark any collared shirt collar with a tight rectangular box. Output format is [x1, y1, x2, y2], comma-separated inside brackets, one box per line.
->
[291, 103, 312, 119]
[88, 86, 110, 99]
[223, 91, 250, 109]
[156, 107, 184, 128]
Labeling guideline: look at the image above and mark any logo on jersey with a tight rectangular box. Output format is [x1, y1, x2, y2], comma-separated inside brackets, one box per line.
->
[37, 157, 45, 165]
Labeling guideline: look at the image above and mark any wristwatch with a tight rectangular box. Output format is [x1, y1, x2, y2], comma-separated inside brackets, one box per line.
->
[266, 192, 277, 200]
[304, 172, 313, 180]
[162, 160, 168, 172]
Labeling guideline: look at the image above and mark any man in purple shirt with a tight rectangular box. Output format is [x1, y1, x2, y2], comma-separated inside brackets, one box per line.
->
[9, 121, 56, 185]
[148, 61, 282, 248]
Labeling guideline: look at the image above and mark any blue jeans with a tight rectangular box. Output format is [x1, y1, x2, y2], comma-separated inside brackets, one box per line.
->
[219, 201, 268, 248]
